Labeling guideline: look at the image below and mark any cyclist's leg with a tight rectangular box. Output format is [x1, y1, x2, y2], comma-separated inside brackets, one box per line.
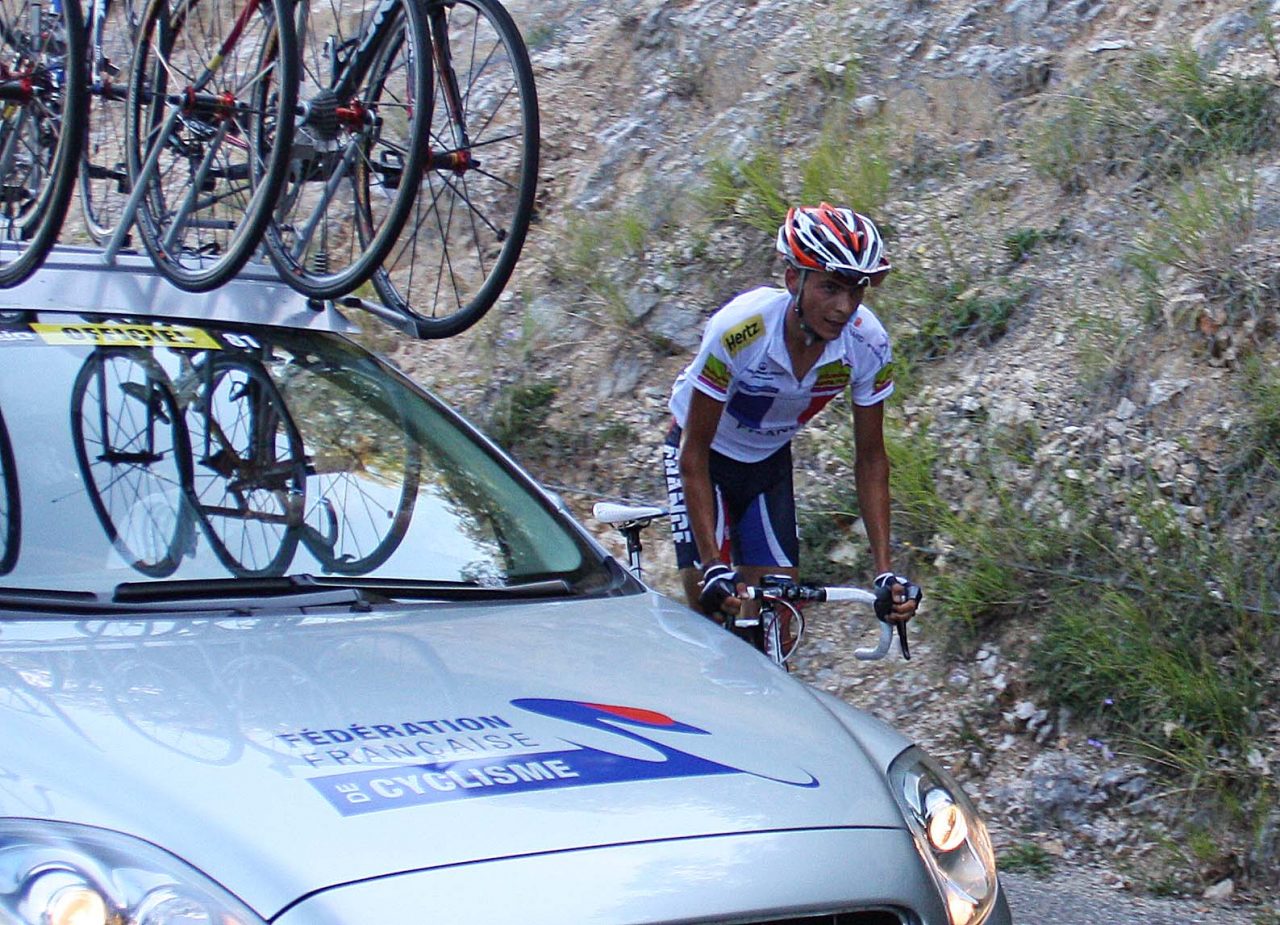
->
[660, 422, 732, 611]
[662, 420, 727, 612]
[718, 445, 800, 646]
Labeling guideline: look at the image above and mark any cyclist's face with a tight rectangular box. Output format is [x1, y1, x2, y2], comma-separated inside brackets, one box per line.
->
[791, 269, 867, 341]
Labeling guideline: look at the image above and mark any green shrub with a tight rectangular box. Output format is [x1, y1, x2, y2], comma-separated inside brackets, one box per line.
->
[489, 380, 558, 449]
[701, 151, 789, 235]
[1003, 220, 1072, 264]
[999, 842, 1055, 877]
[894, 282, 1023, 361]
[1128, 166, 1259, 325]
[1029, 45, 1279, 192]
[700, 101, 893, 236]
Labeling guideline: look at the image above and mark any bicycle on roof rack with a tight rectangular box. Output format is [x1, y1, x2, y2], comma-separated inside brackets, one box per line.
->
[592, 501, 915, 670]
[105, 0, 300, 292]
[4, 0, 541, 335]
[78, 0, 139, 245]
[258, 0, 433, 300]
[0, 0, 87, 288]
[367, 0, 539, 339]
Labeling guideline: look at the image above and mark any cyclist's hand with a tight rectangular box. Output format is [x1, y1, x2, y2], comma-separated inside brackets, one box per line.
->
[699, 562, 741, 615]
[874, 572, 922, 622]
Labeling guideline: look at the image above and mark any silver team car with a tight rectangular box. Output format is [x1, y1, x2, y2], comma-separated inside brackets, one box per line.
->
[0, 251, 1012, 925]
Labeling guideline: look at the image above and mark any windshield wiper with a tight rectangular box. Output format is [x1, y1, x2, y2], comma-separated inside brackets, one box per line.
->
[0, 576, 575, 616]
[113, 575, 365, 610]
[306, 576, 573, 601]
[0, 587, 110, 614]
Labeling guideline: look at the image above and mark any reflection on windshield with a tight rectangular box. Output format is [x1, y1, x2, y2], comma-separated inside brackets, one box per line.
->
[0, 319, 607, 594]
[0, 408, 18, 576]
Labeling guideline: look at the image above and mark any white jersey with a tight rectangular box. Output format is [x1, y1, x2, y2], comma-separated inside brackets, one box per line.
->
[669, 286, 894, 463]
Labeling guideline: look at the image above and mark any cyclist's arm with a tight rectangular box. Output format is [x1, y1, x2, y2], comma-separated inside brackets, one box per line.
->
[852, 401, 917, 617]
[678, 389, 729, 569]
[855, 404, 916, 621]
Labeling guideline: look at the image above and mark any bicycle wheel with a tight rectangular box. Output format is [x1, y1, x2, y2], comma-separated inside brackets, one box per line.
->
[261, 0, 430, 299]
[186, 356, 305, 576]
[71, 350, 194, 578]
[79, 0, 139, 243]
[370, 0, 538, 338]
[125, 0, 297, 291]
[0, 407, 18, 575]
[298, 370, 421, 574]
[0, 0, 86, 286]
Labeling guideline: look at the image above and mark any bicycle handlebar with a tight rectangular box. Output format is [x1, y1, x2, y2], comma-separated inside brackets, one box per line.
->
[743, 581, 910, 661]
[591, 505, 915, 664]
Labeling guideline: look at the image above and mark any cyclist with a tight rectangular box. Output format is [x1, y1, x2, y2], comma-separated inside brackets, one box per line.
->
[662, 203, 920, 628]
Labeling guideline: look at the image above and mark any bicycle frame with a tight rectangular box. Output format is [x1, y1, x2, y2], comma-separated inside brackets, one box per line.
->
[86, 0, 125, 98]
[311, 0, 404, 105]
[104, 0, 291, 268]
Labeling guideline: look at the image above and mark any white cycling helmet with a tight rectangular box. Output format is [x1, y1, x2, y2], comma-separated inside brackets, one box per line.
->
[776, 203, 890, 280]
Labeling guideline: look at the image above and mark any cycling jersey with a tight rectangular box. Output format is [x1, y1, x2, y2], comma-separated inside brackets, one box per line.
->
[668, 286, 894, 463]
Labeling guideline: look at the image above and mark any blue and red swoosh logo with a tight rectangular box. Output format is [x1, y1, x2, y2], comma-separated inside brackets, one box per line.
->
[310, 698, 817, 816]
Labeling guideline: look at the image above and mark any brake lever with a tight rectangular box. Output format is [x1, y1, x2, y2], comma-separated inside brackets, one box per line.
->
[871, 582, 921, 661]
[896, 584, 922, 660]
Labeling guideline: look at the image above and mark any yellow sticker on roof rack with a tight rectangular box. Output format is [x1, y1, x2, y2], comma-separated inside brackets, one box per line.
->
[32, 322, 221, 349]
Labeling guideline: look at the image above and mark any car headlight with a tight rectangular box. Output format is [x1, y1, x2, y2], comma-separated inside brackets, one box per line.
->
[0, 820, 265, 925]
[888, 747, 1000, 925]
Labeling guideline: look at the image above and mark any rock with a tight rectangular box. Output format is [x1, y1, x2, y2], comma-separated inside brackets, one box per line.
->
[1203, 878, 1234, 901]
[1088, 38, 1134, 52]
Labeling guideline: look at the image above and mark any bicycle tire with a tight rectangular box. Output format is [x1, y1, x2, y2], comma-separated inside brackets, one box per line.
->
[261, 0, 431, 299]
[78, 0, 139, 243]
[370, 0, 538, 338]
[125, 0, 298, 292]
[185, 356, 306, 577]
[297, 367, 422, 574]
[0, 0, 87, 287]
[71, 349, 195, 578]
[0, 407, 18, 575]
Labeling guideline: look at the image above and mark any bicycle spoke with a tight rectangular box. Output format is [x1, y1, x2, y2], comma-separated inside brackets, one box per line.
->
[187, 359, 304, 576]
[0, 0, 84, 283]
[370, 0, 537, 338]
[262, 0, 430, 299]
[126, 0, 296, 290]
[71, 352, 192, 577]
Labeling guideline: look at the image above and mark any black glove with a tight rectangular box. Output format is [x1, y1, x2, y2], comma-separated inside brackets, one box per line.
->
[698, 562, 739, 614]
[873, 571, 923, 621]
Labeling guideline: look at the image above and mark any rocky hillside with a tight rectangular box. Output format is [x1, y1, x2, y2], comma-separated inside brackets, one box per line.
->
[392, 0, 1280, 914]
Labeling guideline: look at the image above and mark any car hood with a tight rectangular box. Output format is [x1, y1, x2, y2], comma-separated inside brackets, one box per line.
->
[0, 591, 911, 919]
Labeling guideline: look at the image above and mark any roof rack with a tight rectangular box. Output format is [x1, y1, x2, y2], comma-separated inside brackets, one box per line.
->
[0, 247, 361, 335]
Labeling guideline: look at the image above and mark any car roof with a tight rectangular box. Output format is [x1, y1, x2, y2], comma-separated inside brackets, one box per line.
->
[0, 247, 365, 336]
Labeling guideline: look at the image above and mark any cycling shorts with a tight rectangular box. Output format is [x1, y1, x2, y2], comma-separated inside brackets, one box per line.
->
[661, 421, 798, 570]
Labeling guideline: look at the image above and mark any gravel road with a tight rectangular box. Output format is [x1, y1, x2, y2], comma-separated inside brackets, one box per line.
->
[1001, 867, 1263, 924]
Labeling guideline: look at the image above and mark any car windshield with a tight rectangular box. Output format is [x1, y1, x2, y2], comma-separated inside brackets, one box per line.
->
[0, 315, 613, 599]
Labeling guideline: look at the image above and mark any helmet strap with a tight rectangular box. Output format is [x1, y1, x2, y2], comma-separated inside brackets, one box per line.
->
[790, 269, 819, 346]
